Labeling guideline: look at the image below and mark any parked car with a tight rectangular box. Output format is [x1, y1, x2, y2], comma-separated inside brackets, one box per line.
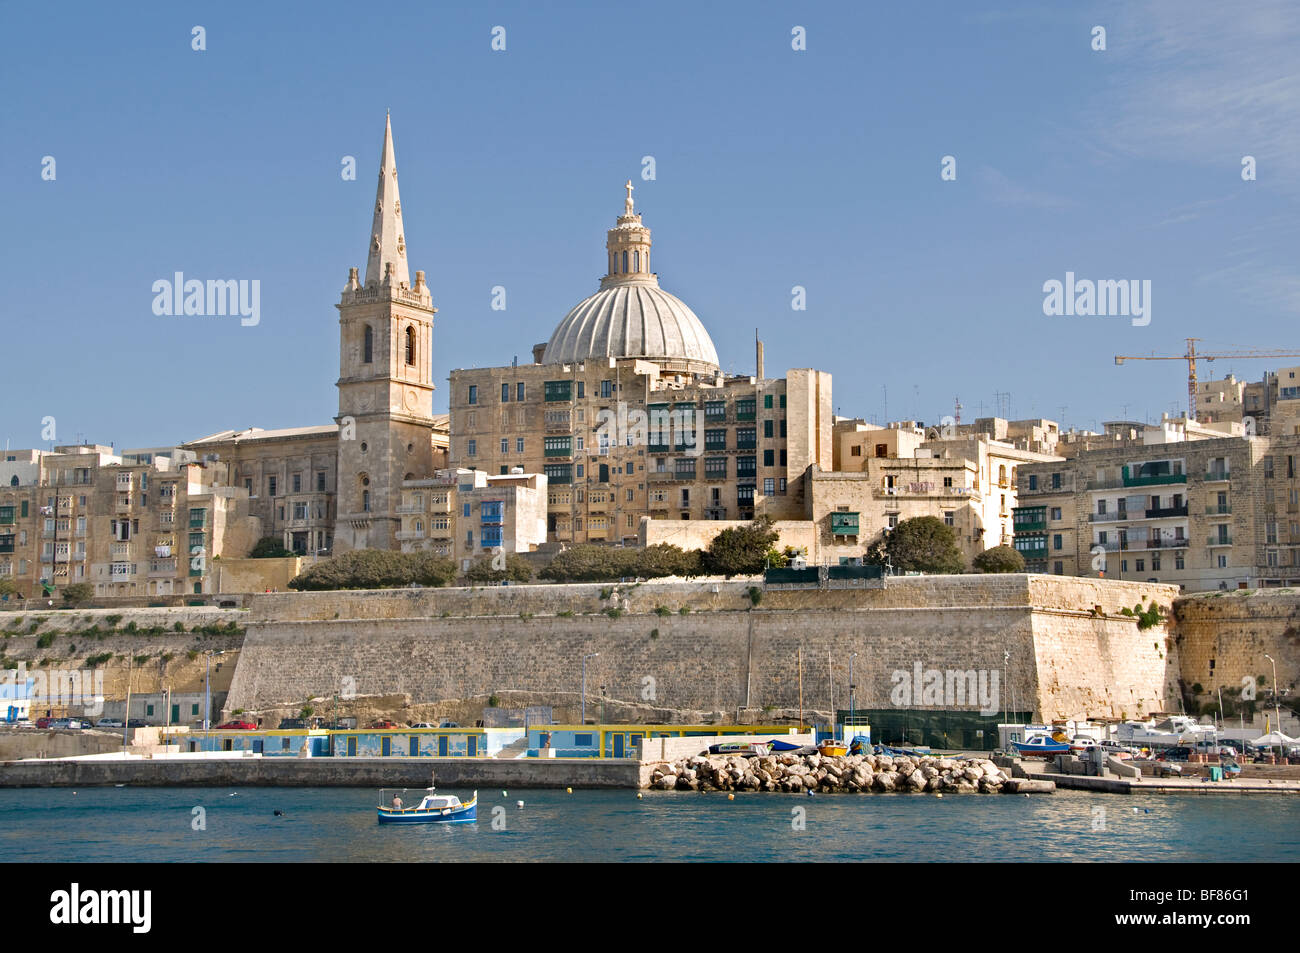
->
[215, 720, 257, 730]
[1155, 746, 1193, 762]
[126, 719, 147, 729]
[409, 722, 435, 729]
[48, 719, 84, 730]
[438, 720, 459, 728]
[371, 719, 399, 729]
[34, 716, 52, 729]
[95, 718, 125, 729]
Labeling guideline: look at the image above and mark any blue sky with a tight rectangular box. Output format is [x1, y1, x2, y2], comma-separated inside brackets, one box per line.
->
[2, 0, 1297, 449]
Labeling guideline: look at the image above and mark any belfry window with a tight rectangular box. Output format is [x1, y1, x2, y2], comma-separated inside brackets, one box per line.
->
[633, 250, 640, 272]
[622, 250, 628, 274]
[405, 326, 416, 366]
[363, 325, 373, 364]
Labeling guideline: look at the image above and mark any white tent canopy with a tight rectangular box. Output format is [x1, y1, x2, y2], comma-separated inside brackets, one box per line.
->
[1250, 731, 1296, 746]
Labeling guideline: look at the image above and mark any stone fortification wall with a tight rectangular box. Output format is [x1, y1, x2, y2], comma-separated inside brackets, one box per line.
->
[225, 575, 1177, 724]
[1175, 589, 1300, 723]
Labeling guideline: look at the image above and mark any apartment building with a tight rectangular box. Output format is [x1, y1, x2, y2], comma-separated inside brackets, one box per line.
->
[0, 445, 259, 600]
[396, 468, 547, 572]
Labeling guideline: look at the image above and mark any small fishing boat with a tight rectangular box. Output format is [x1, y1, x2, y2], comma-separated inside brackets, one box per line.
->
[768, 739, 805, 752]
[1013, 736, 1070, 757]
[708, 740, 770, 757]
[818, 740, 848, 757]
[377, 787, 477, 824]
[1220, 757, 1242, 779]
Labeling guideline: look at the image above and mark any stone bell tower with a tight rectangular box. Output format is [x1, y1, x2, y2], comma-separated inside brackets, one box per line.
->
[333, 113, 437, 552]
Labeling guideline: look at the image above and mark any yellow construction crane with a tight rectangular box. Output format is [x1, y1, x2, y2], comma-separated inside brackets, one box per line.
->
[1114, 337, 1300, 422]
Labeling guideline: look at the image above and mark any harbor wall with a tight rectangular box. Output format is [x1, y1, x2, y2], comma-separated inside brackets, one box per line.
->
[0, 756, 640, 789]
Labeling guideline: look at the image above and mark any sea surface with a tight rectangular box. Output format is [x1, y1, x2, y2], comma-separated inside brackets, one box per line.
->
[1, 786, 1296, 862]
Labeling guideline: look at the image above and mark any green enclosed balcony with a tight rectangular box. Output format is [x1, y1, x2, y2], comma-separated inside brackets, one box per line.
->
[830, 512, 859, 536]
[1122, 466, 1186, 488]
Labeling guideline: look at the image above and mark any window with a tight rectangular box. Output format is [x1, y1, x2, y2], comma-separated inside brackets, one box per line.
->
[1053, 534, 1062, 550]
[268, 477, 277, 497]
[736, 398, 756, 420]
[705, 458, 727, 479]
[577, 382, 585, 398]
[467, 439, 477, 457]
[405, 326, 416, 366]
[317, 471, 326, 492]
[362, 490, 370, 512]
[363, 325, 373, 363]
[601, 380, 613, 399]
[763, 478, 775, 496]
[764, 419, 774, 438]
[517, 438, 525, 453]
[764, 394, 773, 409]
[501, 438, 509, 454]
[736, 428, 757, 450]
[1050, 507, 1061, 521]
[705, 401, 727, 420]
[1028, 475, 1038, 491]
[544, 464, 573, 484]
[502, 383, 510, 403]
[468, 385, 478, 405]
[292, 473, 301, 493]
[517, 382, 525, 401]
[544, 380, 571, 402]
[737, 456, 757, 478]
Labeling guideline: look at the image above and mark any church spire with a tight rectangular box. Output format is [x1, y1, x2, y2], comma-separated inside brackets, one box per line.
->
[365, 112, 409, 288]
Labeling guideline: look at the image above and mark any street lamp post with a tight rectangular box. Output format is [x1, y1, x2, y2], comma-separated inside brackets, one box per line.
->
[204, 650, 226, 737]
[581, 652, 599, 725]
[1264, 653, 1281, 758]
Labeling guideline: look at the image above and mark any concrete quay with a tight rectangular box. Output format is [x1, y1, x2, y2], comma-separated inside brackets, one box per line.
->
[0, 756, 641, 789]
[1013, 763, 1300, 795]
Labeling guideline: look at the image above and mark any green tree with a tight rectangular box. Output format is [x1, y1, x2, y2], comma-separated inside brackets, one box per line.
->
[249, 536, 294, 559]
[704, 516, 780, 577]
[464, 553, 535, 584]
[634, 543, 703, 579]
[0, 578, 23, 601]
[972, 545, 1025, 574]
[60, 583, 94, 605]
[867, 516, 965, 574]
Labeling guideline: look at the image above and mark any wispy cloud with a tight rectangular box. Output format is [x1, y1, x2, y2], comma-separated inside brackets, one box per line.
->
[976, 165, 1078, 210]
[1090, 0, 1300, 191]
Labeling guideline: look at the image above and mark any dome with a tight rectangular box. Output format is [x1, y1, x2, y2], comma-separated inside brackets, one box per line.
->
[541, 182, 720, 374]
[543, 279, 719, 371]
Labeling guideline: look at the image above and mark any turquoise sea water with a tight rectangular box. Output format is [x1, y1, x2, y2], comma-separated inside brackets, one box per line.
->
[1, 787, 1296, 862]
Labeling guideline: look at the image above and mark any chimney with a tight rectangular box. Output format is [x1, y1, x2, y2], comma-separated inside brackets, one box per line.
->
[532, 343, 547, 364]
[755, 330, 765, 380]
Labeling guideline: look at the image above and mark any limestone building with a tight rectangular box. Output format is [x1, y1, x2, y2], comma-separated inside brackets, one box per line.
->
[0, 444, 259, 599]
[447, 183, 833, 545]
[1011, 417, 1300, 591]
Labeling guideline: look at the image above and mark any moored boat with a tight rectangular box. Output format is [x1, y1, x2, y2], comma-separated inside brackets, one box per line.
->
[1013, 736, 1070, 757]
[818, 740, 848, 757]
[377, 788, 477, 824]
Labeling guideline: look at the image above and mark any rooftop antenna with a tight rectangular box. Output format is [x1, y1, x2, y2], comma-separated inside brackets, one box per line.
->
[953, 396, 962, 427]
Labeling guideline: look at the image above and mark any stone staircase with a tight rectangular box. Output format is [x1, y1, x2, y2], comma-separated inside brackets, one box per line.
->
[493, 737, 531, 760]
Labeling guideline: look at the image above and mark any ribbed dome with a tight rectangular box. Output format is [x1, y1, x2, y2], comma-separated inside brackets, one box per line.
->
[543, 279, 719, 370]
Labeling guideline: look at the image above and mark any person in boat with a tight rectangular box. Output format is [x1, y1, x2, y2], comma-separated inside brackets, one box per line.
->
[391, 795, 403, 810]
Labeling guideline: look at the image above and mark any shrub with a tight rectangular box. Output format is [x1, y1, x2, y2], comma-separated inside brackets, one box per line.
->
[649, 628, 659, 639]
[605, 607, 623, 619]
[557, 610, 574, 618]
[678, 606, 690, 615]
[61, 583, 93, 605]
[35, 632, 54, 649]
[464, 553, 534, 585]
[748, 586, 763, 606]
[84, 652, 113, 668]
[288, 549, 457, 591]
[105, 614, 123, 627]
[540, 544, 701, 583]
[173, 622, 186, 633]
[654, 606, 672, 617]
[488, 694, 500, 708]
[972, 545, 1025, 574]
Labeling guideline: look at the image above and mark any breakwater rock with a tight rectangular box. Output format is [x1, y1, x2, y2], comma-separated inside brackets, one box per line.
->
[648, 752, 1035, 794]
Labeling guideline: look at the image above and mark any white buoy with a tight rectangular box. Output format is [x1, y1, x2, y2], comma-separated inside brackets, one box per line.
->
[516, 800, 524, 808]
[502, 790, 507, 797]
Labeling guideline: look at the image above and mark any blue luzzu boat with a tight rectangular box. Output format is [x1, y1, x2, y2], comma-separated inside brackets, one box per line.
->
[377, 788, 477, 824]
[1013, 736, 1070, 757]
